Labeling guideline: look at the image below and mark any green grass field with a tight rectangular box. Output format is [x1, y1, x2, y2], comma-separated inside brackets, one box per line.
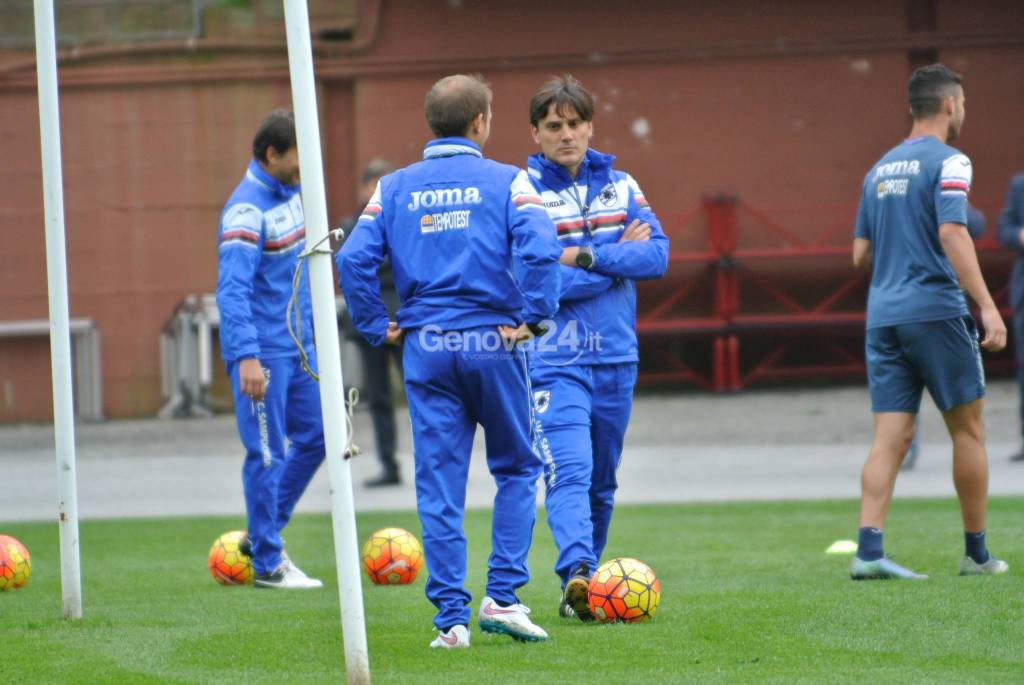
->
[4, 498, 1023, 684]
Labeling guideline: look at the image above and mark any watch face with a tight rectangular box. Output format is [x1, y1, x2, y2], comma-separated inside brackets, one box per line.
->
[576, 250, 593, 269]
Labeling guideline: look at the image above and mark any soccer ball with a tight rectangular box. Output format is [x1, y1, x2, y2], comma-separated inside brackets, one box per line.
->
[587, 557, 660, 623]
[0, 535, 31, 591]
[208, 530, 253, 586]
[361, 527, 423, 585]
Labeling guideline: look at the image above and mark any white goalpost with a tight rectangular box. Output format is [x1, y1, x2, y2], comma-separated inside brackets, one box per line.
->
[31, 2, 369, 673]
[32, 0, 84, 620]
[282, 1, 372, 683]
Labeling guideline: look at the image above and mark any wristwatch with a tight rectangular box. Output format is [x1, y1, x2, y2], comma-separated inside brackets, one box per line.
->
[526, 322, 548, 337]
[575, 245, 594, 270]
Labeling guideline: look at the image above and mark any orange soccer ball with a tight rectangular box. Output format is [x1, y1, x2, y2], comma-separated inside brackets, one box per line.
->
[361, 527, 423, 585]
[0, 535, 32, 591]
[587, 557, 661, 623]
[208, 530, 253, 586]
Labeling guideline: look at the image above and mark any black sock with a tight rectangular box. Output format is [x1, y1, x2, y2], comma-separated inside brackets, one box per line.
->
[965, 530, 989, 564]
[857, 527, 884, 561]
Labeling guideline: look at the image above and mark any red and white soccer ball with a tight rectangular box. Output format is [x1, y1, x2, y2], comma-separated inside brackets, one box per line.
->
[361, 527, 424, 585]
[587, 557, 661, 623]
[208, 530, 253, 586]
[0, 534, 32, 591]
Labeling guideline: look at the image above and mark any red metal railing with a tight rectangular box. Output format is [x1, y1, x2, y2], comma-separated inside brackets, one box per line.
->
[637, 196, 1015, 390]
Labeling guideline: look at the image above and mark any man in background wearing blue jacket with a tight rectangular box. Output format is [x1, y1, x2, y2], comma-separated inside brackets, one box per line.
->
[997, 172, 1024, 462]
[216, 110, 324, 590]
[525, 76, 669, 620]
[337, 74, 562, 648]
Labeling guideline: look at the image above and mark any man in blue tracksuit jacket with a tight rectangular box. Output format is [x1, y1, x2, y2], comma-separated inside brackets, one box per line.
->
[525, 76, 669, 620]
[997, 173, 1024, 462]
[337, 75, 562, 648]
[216, 110, 324, 589]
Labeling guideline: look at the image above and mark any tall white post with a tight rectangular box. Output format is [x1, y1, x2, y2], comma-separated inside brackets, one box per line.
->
[282, 2, 370, 683]
[32, 0, 83, 619]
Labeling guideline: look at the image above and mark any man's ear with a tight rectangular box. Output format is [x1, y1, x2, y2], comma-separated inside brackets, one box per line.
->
[530, 125, 540, 145]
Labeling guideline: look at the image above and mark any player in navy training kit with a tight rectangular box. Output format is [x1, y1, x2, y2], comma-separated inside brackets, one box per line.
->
[524, 76, 669, 618]
[337, 75, 562, 648]
[216, 110, 323, 589]
[850, 64, 1009, 580]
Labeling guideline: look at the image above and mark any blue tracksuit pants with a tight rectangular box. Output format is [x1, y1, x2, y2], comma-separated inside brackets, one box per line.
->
[227, 353, 325, 575]
[403, 326, 543, 629]
[531, 362, 636, 585]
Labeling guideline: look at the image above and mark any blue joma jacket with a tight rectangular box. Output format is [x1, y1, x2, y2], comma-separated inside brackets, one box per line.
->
[526, 149, 669, 365]
[337, 137, 562, 346]
[216, 159, 312, 361]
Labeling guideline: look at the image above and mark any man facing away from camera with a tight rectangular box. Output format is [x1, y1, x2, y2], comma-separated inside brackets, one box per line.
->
[339, 158, 406, 487]
[850, 64, 1008, 580]
[215, 109, 324, 589]
[336, 74, 562, 647]
[525, 75, 668, 619]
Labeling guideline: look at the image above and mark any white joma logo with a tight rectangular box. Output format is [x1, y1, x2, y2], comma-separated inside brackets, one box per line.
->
[873, 160, 921, 181]
[408, 187, 482, 211]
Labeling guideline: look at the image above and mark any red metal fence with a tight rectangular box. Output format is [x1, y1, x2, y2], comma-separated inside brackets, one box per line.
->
[637, 197, 1016, 391]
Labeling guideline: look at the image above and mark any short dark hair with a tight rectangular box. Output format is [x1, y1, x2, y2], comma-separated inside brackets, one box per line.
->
[424, 74, 493, 138]
[252, 109, 296, 164]
[529, 75, 595, 127]
[908, 64, 962, 119]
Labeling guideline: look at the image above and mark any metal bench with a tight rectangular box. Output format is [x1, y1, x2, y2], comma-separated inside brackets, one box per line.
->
[159, 294, 349, 418]
[0, 318, 103, 421]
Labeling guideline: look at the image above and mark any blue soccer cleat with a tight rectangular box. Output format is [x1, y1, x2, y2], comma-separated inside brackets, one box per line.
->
[850, 556, 928, 580]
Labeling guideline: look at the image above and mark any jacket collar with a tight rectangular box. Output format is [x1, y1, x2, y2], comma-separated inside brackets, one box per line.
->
[527, 148, 615, 194]
[246, 159, 299, 199]
[423, 137, 483, 160]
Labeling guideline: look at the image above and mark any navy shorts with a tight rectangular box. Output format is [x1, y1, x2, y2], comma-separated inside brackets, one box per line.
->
[866, 315, 985, 413]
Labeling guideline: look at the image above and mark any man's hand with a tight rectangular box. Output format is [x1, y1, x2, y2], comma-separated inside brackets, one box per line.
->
[560, 246, 580, 266]
[619, 219, 651, 243]
[384, 321, 404, 346]
[239, 358, 267, 401]
[498, 324, 534, 343]
[852, 238, 872, 270]
[979, 304, 1007, 352]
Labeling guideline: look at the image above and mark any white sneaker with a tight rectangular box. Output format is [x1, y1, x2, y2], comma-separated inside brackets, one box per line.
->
[958, 555, 1010, 576]
[429, 624, 470, 649]
[477, 596, 548, 642]
[280, 551, 324, 587]
[253, 562, 323, 589]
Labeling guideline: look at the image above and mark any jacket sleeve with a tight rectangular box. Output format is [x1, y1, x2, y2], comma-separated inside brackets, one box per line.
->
[965, 204, 986, 240]
[559, 264, 616, 302]
[591, 174, 669, 280]
[507, 170, 562, 323]
[215, 202, 263, 360]
[336, 182, 390, 346]
[997, 175, 1024, 254]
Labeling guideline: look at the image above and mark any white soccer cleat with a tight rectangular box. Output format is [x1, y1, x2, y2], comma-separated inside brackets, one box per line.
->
[477, 596, 548, 642]
[429, 624, 470, 649]
[958, 555, 1010, 576]
[253, 562, 323, 589]
[280, 550, 324, 588]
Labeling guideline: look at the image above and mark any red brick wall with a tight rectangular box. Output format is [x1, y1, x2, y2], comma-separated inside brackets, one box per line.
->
[1, 0, 1022, 419]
